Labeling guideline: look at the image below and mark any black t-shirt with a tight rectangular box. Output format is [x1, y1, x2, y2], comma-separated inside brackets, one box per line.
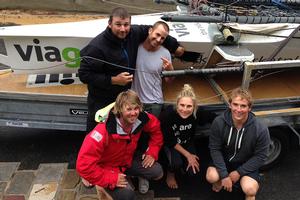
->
[160, 107, 196, 148]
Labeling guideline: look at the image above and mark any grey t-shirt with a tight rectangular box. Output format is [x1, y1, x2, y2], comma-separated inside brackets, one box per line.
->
[132, 44, 171, 104]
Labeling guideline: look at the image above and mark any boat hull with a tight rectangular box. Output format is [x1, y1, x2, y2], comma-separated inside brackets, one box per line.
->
[0, 13, 299, 74]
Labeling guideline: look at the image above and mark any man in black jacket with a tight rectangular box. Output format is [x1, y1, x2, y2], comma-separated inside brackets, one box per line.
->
[79, 7, 184, 132]
[206, 87, 270, 200]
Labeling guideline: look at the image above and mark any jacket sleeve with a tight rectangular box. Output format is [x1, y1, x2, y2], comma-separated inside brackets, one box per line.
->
[76, 128, 119, 190]
[209, 117, 229, 179]
[142, 113, 164, 160]
[78, 44, 112, 89]
[162, 33, 180, 54]
[237, 123, 270, 176]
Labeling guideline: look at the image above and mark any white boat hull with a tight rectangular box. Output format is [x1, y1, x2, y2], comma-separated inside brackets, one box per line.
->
[0, 12, 299, 74]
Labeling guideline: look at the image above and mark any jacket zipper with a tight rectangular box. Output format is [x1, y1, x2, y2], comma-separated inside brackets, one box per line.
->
[229, 129, 240, 162]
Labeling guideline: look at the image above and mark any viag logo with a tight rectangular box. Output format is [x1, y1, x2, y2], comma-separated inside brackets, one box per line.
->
[13, 38, 81, 68]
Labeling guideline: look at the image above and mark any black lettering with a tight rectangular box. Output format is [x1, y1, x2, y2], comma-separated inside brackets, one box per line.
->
[172, 24, 189, 37]
[14, 44, 33, 61]
[33, 38, 40, 44]
[44, 46, 62, 62]
[34, 45, 43, 61]
[173, 24, 185, 28]
[33, 38, 43, 61]
[177, 31, 189, 37]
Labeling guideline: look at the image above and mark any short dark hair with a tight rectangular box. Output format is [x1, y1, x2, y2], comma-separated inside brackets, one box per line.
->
[109, 7, 131, 23]
[152, 21, 169, 32]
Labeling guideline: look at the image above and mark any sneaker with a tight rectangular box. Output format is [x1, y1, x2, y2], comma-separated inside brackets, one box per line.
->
[138, 177, 149, 194]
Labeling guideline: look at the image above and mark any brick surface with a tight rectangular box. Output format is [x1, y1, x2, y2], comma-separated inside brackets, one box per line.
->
[0, 162, 182, 200]
[78, 196, 99, 200]
[56, 190, 77, 200]
[78, 184, 97, 195]
[5, 171, 35, 195]
[61, 169, 80, 189]
[34, 163, 67, 184]
[0, 163, 20, 181]
[3, 195, 25, 200]
[28, 182, 58, 200]
[0, 182, 7, 193]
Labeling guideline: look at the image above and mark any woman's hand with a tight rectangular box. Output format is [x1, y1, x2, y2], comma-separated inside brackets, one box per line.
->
[186, 153, 200, 174]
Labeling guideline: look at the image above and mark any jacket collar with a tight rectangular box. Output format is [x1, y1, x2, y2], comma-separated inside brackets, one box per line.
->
[106, 111, 149, 135]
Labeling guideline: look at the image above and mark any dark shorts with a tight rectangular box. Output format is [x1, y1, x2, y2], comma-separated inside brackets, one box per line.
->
[209, 161, 262, 185]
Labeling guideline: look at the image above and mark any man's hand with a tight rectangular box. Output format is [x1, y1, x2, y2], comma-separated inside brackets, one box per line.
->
[221, 177, 233, 192]
[229, 170, 240, 184]
[161, 57, 173, 71]
[111, 72, 133, 86]
[142, 154, 155, 168]
[186, 153, 200, 174]
[116, 173, 128, 188]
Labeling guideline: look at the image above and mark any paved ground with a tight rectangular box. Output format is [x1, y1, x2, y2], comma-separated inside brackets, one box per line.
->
[1, 127, 300, 200]
[0, 129, 180, 200]
[0, 162, 177, 200]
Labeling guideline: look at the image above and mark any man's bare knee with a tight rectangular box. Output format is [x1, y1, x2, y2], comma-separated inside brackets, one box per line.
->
[241, 176, 259, 197]
[206, 166, 220, 183]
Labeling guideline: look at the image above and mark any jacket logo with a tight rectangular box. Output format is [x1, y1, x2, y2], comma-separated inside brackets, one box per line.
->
[90, 130, 103, 142]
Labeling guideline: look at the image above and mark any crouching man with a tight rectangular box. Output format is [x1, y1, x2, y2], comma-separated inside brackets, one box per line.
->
[206, 87, 270, 200]
[76, 90, 163, 200]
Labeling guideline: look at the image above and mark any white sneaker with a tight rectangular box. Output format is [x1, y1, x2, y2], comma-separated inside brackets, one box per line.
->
[138, 177, 149, 194]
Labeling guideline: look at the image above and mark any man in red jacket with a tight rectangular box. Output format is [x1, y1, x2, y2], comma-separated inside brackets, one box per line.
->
[76, 90, 163, 200]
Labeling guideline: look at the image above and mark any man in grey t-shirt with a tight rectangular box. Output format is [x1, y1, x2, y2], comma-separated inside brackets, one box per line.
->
[131, 21, 184, 117]
[131, 20, 184, 194]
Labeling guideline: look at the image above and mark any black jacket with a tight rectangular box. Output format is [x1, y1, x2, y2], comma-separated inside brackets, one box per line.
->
[209, 109, 270, 179]
[79, 25, 179, 108]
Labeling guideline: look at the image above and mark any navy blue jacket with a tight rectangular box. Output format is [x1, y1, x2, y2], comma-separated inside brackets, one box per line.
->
[209, 109, 270, 179]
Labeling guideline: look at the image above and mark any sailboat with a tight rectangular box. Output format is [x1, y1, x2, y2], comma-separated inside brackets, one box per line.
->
[0, 0, 299, 74]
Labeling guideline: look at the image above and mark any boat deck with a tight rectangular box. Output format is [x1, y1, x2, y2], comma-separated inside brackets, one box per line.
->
[1, 67, 300, 106]
[163, 67, 300, 105]
[0, 72, 87, 96]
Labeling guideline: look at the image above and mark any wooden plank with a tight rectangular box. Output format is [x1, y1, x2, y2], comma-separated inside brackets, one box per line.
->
[162, 75, 221, 105]
[0, 73, 87, 96]
[254, 107, 300, 117]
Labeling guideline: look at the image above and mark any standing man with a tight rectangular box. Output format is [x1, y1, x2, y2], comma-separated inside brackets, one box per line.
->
[76, 90, 164, 200]
[206, 87, 270, 200]
[79, 7, 183, 132]
[131, 21, 179, 117]
[130, 21, 184, 193]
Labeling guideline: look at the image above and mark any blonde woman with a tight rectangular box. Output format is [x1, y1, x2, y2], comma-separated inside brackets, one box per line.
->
[160, 84, 200, 189]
